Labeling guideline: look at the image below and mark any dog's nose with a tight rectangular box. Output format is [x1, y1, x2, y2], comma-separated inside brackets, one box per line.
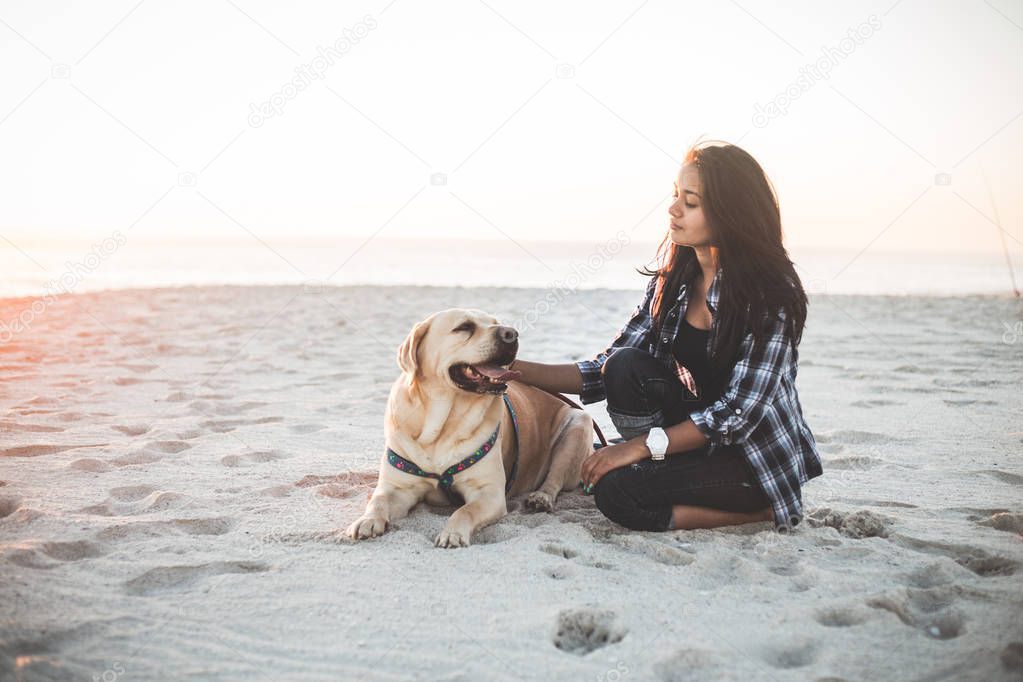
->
[497, 326, 518, 344]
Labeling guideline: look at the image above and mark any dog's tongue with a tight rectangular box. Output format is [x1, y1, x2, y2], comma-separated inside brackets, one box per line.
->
[475, 363, 520, 382]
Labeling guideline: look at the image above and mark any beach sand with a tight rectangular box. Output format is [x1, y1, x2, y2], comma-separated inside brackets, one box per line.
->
[1, 284, 1021, 681]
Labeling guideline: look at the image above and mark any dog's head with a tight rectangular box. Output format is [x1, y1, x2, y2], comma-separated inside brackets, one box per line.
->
[397, 308, 520, 395]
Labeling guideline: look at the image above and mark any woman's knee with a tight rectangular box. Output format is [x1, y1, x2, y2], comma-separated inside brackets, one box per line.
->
[601, 347, 655, 401]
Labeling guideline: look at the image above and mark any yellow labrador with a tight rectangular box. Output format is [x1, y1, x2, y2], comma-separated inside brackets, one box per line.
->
[345, 308, 593, 547]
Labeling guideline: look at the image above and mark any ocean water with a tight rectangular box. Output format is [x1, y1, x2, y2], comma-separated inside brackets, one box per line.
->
[0, 236, 1018, 299]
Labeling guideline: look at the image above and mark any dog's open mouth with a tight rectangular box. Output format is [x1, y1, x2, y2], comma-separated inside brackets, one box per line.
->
[449, 361, 521, 394]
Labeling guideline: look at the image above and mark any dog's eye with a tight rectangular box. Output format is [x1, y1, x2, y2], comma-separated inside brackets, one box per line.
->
[452, 321, 475, 334]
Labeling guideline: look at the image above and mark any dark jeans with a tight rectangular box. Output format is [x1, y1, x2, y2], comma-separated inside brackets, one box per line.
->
[593, 347, 770, 531]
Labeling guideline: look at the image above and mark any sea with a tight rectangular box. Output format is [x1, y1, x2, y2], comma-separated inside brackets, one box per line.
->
[0, 236, 1018, 299]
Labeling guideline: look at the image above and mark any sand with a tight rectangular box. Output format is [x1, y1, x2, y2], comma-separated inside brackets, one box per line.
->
[1, 284, 1021, 681]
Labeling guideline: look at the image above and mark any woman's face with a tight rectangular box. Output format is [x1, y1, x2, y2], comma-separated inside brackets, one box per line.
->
[668, 163, 712, 248]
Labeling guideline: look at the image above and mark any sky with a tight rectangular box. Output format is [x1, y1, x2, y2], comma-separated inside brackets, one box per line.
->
[1, 0, 1021, 278]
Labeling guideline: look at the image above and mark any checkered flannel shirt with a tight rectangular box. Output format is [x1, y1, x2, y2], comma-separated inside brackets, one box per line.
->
[575, 269, 823, 532]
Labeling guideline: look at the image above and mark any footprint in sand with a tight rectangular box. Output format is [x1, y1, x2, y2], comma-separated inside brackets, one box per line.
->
[893, 364, 940, 375]
[109, 484, 158, 501]
[552, 608, 626, 655]
[112, 424, 151, 436]
[888, 533, 1018, 577]
[902, 562, 957, 589]
[110, 451, 162, 467]
[978, 511, 1023, 534]
[850, 399, 904, 408]
[596, 532, 696, 567]
[538, 541, 617, 572]
[1, 443, 107, 458]
[97, 517, 234, 541]
[259, 484, 294, 498]
[825, 455, 884, 471]
[813, 603, 871, 628]
[762, 556, 803, 578]
[545, 564, 576, 580]
[841, 498, 917, 509]
[540, 542, 580, 559]
[0, 420, 65, 433]
[825, 429, 901, 446]
[116, 363, 159, 374]
[40, 540, 108, 561]
[5, 539, 108, 569]
[80, 484, 189, 517]
[294, 471, 378, 492]
[21, 396, 57, 406]
[314, 481, 372, 500]
[289, 472, 378, 508]
[146, 440, 192, 454]
[758, 636, 820, 669]
[869, 500, 917, 509]
[289, 423, 327, 434]
[0, 495, 22, 518]
[944, 399, 981, 407]
[470, 524, 521, 546]
[200, 416, 284, 434]
[220, 449, 289, 467]
[953, 506, 1010, 519]
[123, 560, 269, 596]
[82, 489, 186, 516]
[975, 469, 1023, 486]
[806, 508, 891, 539]
[1002, 643, 1023, 673]
[867, 586, 966, 639]
[189, 400, 269, 416]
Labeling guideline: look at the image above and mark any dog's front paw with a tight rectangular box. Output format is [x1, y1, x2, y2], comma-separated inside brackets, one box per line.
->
[524, 491, 554, 513]
[434, 528, 471, 548]
[346, 515, 388, 540]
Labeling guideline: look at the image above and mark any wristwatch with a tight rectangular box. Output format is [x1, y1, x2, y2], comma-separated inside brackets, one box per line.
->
[645, 427, 669, 461]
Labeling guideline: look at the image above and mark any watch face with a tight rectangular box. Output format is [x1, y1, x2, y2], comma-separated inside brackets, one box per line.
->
[647, 429, 668, 456]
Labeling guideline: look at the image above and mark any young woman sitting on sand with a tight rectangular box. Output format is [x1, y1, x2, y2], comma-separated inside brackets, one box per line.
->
[510, 140, 822, 533]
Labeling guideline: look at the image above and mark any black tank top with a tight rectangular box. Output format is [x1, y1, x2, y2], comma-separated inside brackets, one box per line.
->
[673, 315, 712, 406]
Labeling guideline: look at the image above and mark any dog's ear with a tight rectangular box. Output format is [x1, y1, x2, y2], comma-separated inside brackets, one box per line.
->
[397, 319, 430, 380]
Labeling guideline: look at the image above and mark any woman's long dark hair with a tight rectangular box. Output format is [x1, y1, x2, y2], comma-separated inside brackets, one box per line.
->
[639, 140, 808, 396]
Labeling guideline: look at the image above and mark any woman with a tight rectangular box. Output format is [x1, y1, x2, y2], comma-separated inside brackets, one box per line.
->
[509, 140, 822, 533]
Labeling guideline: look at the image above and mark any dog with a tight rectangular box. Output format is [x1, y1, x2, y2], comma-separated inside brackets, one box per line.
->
[345, 308, 593, 547]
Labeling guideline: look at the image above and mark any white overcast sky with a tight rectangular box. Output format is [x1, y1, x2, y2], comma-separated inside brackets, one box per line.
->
[1, 0, 1021, 257]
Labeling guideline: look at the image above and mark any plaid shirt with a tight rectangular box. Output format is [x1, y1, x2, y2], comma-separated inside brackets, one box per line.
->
[575, 269, 823, 533]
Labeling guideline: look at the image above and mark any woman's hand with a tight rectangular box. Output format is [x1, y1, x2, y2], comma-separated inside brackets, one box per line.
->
[580, 436, 650, 493]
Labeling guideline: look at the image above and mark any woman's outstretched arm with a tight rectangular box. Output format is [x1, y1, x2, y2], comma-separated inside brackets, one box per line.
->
[509, 359, 583, 396]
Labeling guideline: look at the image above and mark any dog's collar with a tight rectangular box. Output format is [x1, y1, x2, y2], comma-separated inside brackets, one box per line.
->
[386, 393, 519, 500]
